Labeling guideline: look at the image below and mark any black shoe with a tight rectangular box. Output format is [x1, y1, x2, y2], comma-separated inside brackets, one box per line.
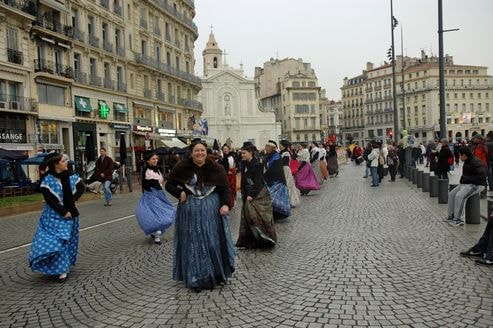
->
[475, 258, 493, 266]
[192, 287, 202, 293]
[460, 249, 484, 258]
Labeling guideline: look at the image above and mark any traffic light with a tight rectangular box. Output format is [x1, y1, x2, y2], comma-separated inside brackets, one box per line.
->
[389, 131, 393, 138]
[99, 101, 109, 119]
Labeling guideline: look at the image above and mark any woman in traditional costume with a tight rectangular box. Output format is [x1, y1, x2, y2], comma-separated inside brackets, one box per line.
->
[165, 140, 235, 292]
[310, 142, 324, 184]
[218, 144, 237, 209]
[295, 143, 320, 195]
[236, 142, 277, 249]
[263, 140, 290, 219]
[326, 140, 339, 177]
[319, 145, 329, 180]
[28, 153, 85, 283]
[135, 151, 176, 244]
[279, 140, 300, 208]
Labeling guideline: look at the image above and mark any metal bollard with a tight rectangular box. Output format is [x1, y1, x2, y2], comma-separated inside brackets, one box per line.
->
[438, 179, 449, 204]
[430, 175, 438, 197]
[417, 170, 423, 188]
[487, 197, 493, 218]
[465, 193, 481, 224]
[422, 173, 430, 192]
[412, 168, 417, 184]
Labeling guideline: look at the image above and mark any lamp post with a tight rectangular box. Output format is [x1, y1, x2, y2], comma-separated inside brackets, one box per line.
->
[438, 0, 459, 139]
[390, 0, 399, 143]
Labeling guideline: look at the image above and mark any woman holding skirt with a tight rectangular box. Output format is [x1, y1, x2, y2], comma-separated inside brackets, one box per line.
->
[295, 143, 320, 195]
[218, 144, 237, 209]
[310, 142, 324, 185]
[135, 151, 176, 244]
[29, 153, 85, 283]
[166, 140, 236, 292]
[280, 140, 300, 208]
[236, 142, 277, 249]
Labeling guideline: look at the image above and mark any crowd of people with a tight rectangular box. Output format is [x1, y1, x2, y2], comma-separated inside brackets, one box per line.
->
[26, 133, 492, 288]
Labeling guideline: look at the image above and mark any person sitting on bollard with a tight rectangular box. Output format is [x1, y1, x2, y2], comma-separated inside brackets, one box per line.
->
[460, 212, 493, 266]
[444, 147, 487, 226]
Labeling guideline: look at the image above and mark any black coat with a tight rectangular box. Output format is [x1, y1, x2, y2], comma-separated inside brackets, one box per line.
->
[241, 158, 264, 201]
[460, 156, 487, 186]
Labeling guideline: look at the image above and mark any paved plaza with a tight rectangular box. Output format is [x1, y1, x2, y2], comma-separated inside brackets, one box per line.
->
[0, 162, 492, 328]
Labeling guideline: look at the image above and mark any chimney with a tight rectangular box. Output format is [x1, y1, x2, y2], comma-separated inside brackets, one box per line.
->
[366, 62, 374, 71]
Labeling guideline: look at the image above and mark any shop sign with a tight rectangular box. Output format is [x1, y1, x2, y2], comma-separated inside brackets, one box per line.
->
[111, 124, 131, 130]
[133, 125, 153, 132]
[157, 128, 176, 137]
[0, 129, 26, 143]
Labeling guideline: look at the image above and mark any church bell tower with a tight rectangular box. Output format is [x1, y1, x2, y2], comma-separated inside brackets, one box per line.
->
[202, 29, 223, 76]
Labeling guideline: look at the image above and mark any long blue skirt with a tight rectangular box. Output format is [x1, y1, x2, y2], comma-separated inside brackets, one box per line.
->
[173, 192, 236, 289]
[29, 217, 79, 276]
[135, 188, 176, 235]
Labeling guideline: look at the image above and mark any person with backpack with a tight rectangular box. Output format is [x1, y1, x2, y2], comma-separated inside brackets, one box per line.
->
[387, 145, 400, 182]
[436, 138, 452, 180]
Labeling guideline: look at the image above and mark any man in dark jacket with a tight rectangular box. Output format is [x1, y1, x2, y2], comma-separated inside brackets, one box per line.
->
[94, 147, 114, 206]
[445, 147, 486, 226]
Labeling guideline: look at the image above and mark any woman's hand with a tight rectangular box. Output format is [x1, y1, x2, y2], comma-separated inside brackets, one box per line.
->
[179, 191, 187, 203]
[64, 212, 72, 219]
[219, 205, 229, 216]
[246, 196, 253, 202]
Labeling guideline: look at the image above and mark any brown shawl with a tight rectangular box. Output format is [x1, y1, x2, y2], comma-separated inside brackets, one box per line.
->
[168, 156, 228, 187]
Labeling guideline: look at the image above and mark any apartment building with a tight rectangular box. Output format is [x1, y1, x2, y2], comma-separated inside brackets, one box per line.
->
[255, 58, 323, 143]
[340, 69, 366, 146]
[0, 0, 202, 172]
[324, 100, 343, 141]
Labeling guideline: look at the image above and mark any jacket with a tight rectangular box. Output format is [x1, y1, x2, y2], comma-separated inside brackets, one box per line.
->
[367, 149, 380, 167]
[460, 156, 487, 186]
[94, 156, 114, 182]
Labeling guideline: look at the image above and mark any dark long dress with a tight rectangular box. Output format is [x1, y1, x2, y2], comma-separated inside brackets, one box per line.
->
[166, 157, 236, 290]
[236, 158, 276, 249]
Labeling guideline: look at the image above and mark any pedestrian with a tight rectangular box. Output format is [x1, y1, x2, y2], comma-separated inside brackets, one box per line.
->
[294, 143, 320, 195]
[436, 138, 452, 180]
[236, 142, 277, 249]
[459, 212, 493, 266]
[419, 142, 426, 164]
[486, 132, 493, 192]
[218, 144, 237, 209]
[165, 140, 236, 292]
[280, 140, 300, 208]
[362, 142, 372, 177]
[94, 147, 114, 206]
[28, 153, 85, 283]
[263, 140, 290, 219]
[367, 142, 381, 187]
[444, 147, 487, 226]
[326, 140, 339, 177]
[387, 145, 399, 182]
[310, 141, 323, 185]
[135, 151, 175, 245]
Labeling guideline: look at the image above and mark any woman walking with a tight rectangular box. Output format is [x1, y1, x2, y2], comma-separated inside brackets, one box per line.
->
[326, 140, 339, 177]
[280, 140, 300, 208]
[295, 143, 320, 195]
[310, 142, 324, 185]
[367, 142, 381, 187]
[218, 144, 237, 209]
[165, 140, 236, 292]
[29, 153, 85, 283]
[263, 140, 290, 219]
[236, 142, 276, 249]
[135, 151, 176, 244]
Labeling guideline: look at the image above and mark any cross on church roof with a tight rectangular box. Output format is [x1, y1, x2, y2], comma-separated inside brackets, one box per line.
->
[210, 24, 214, 32]
[223, 49, 228, 65]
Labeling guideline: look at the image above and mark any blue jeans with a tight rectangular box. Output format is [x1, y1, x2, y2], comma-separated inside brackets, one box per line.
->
[363, 164, 370, 177]
[103, 180, 112, 203]
[370, 167, 379, 186]
[447, 184, 484, 222]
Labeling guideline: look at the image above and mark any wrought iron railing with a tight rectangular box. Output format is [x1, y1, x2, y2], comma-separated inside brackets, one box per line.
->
[7, 48, 23, 65]
[0, 94, 35, 112]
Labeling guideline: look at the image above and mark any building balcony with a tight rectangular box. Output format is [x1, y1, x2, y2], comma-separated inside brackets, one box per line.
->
[116, 46, 125, 57]
[73, 27, 85, 42]
[153, 28, 161, 36]
[113, 3, 122, 16]
[152, 0, 198, 35]
[89, 34, 100, 48]
[134, 117, 152, 126]
[103, 40, 113, 53]
[100, 0, 109, 9]
[157, 92, 165, 102]
[374, 86, 382, 91]
[365, 87, 372, 92]
[7, 48, 23, 65]
[140, 18, 148, 29]
[178, 98, 202, 111]
[165, 33, 171, 43]
[168, 95, 175, 104]
[117, 81, 127, 92]
[0, 94, 36, 113]
[144, 89, 152, 98]
[73, 70, 87, 84]
[384, 84, 392, 89]
[158, 121, 174, 129]
[35, 15, 73, 37]
[89, 74, 102, 87]
[2, 0, 37, 16]
[103, 78, 114, 90]
[34, 59, 73, 79]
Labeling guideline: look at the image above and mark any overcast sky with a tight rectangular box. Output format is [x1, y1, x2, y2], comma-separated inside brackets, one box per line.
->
[193, 0, 493, 100]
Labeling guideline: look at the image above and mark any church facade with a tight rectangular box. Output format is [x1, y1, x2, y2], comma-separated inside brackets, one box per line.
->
[199, 32, 279, 149]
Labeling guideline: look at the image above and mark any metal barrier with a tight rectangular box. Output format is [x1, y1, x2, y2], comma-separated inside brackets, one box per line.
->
[465, 193, 481, 224]
[422, 173, 430, 192]
[438, 179, 448, 204]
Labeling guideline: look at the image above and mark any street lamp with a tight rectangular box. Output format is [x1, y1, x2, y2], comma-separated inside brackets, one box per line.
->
[389, 0, 399, 143]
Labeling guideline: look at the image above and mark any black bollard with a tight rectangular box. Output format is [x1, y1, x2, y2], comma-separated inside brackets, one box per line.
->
[430, 175, 438, 197]
[465, 193, 481, 224]
[487, 197, 493, 218]
[417, 170, 423, 188]
[438, 179, 449, 204]
[422, 173, 430, 192]
[412, 168, 418, 184]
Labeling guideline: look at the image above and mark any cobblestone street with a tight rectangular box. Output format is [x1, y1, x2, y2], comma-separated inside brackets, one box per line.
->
[1, 162, 492, 328]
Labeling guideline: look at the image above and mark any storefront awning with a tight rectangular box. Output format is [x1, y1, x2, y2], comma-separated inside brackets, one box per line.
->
[160, 138, 188, 148]
[114, 103, 128, 113]
[75, 96, 93, 112]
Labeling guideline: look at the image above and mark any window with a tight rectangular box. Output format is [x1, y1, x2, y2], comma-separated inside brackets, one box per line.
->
[102, 22, 108, 42]
[38, 83, 65, 106]
[6, 27, 18, 51]
[39, 121, 58, 144]
[88, 16, 94, 36]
